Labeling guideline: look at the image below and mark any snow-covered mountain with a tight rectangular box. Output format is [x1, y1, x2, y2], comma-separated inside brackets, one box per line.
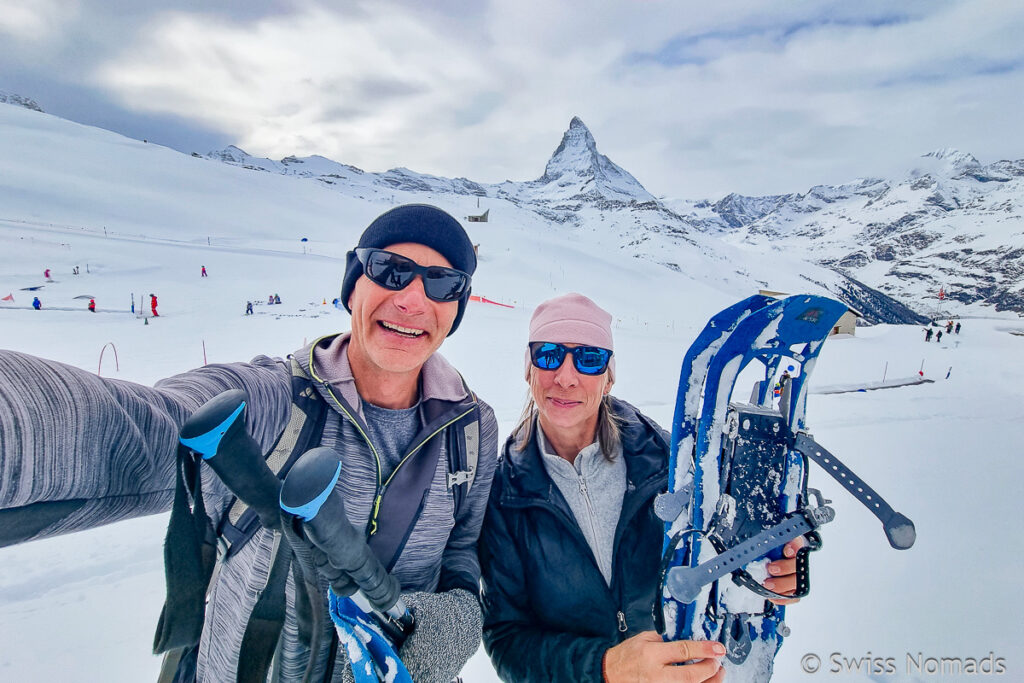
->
[202, 117, 928, 324]
[0, 90, 43, 112]
[3, 90, 1019, 321]
[706, 148, 1024, 315]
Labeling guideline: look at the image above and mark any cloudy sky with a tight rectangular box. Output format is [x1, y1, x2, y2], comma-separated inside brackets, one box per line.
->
[2, 0, 1023, 199]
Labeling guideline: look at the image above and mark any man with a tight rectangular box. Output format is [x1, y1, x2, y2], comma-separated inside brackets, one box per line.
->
[0, 204, 498, 682]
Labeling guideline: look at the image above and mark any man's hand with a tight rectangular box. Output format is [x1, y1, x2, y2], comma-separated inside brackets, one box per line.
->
[603, 631, 725, 682]
[764, 537, 807, 605]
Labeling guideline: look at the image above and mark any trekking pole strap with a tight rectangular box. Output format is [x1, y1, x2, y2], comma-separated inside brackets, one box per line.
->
[794, 433, 916, 550]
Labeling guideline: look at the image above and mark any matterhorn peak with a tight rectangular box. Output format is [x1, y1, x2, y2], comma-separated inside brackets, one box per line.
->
[536, 117, 655, 203]
[542, 117, 600, 180]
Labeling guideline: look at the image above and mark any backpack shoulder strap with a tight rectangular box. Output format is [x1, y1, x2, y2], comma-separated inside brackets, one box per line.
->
[219, 357, 326, 556]
[445, 380, 481, 519]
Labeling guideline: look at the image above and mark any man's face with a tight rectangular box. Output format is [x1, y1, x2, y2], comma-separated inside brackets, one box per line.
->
[347, 242, 460, 377]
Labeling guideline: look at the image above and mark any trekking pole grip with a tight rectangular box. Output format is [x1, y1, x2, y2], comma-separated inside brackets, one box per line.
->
[179, 389, 282, 529]
[280, 447, 410, 630]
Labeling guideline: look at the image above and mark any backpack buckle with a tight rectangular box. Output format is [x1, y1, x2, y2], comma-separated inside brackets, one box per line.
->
[446, 468, 474, 489]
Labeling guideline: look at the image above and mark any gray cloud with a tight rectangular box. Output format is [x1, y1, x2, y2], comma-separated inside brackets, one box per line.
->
[1, 0, 1022, 199]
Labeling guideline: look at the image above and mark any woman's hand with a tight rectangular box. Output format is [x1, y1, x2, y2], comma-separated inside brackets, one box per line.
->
[764, 537, 807, 605]
[602, 631, 726, 682]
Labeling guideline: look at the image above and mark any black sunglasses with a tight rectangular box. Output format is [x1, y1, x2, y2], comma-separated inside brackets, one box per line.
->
[355, 248, 471, 303]
[529, 342, 613, 376]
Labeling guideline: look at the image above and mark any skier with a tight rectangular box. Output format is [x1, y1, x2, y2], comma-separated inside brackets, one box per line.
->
[0, 205, 496, 683]
[201, 265, 208, 277]
[274, 293, 281, 304]
[946, 320, 953, 333]
[44, 268, 51, 281]
[150, 293, 159, 317]
[936, 330, 943, 343]
[955, 321, 962, 334]
[73, 266, 79, 275]
[244, 301, 253, 315]
[32, 297, 41, 310]
[88, 299, 96, 313]
[479, 293, 803, 683]
[268, 293, 275, 305]
[925, 328, 934, 342]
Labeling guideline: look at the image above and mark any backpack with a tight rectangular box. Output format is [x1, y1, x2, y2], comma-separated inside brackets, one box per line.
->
[154, 357, 481, 682]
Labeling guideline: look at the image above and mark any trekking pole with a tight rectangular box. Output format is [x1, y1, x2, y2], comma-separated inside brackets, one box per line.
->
[178, 389, 281, 529]
[178, 390, 297, 682]
[280, 447, 414, 642]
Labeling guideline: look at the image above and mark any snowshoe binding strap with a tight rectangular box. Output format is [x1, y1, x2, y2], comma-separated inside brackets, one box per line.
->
[722, 531, 819, 601]
[794, 433, 916, 549]
[664, 504, 834, 604]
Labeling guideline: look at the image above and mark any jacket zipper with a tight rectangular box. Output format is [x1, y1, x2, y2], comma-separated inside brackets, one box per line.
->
[369, 407, 476, 534]
[578, 476, 609, 582]
[309, 349, 474, 537]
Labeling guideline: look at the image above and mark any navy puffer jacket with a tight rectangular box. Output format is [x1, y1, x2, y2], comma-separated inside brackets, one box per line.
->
[479, 398, 670, 682]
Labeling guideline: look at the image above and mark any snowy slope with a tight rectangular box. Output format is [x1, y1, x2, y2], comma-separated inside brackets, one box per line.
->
[712, 149, 1024, 317]
[1, 100, 1023, 682]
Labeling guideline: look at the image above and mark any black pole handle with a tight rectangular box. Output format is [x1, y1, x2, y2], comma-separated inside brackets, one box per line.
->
[280, 447, 410, 631]
[179, 389, 281, 529]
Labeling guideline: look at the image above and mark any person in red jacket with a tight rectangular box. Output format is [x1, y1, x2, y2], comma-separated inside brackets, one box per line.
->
[88, 299, 96, 313]
[150, 293, 159, 317]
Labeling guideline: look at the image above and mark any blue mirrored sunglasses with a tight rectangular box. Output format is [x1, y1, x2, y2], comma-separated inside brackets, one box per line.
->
[529, 342, 613, 376]
[355, 248, 471, 303]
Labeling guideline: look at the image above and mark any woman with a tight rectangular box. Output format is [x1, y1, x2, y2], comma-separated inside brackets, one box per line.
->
[479, 293, 803, 682]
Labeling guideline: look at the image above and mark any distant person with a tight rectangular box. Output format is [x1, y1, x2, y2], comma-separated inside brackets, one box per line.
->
[925, 328, 933, 342]
[946, 321, 953, 333]
[44, 268, 51, 281]
[88, 299, 96, 313]
[201, 265, 208, 277]
[936, 330, 943, 343]
[274, 293, 281, 304]
[244, 301, 253, 315]
[955, 321, 962, 334]
[268, 294, 275, 305]
[73, 266, 80, 275]
[150, 293, 159, 317]
[32, 297, 41, 310]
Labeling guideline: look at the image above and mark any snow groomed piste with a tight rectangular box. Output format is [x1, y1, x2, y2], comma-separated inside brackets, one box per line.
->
[656, 294, 917, 682]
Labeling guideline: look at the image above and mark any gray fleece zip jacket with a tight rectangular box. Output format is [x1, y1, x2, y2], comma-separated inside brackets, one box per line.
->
[0, 334, 498, 682]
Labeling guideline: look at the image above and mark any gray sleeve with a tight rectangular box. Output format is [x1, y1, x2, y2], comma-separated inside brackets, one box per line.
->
[0, 350, 293, 544]
[437, 399, 499, 594]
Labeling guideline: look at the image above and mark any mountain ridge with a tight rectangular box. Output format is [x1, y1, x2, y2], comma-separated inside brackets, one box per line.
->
[2, 92, 1017, 320]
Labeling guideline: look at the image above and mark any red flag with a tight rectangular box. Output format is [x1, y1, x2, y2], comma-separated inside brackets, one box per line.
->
[938, 287, 945, 300]
[1, 293, 13, 302]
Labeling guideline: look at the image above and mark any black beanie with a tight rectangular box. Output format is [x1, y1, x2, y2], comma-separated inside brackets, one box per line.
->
[340, 204, 477, 335]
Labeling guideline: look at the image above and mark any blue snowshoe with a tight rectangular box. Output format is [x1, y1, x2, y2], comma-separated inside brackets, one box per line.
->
[655, 295, 916, 682]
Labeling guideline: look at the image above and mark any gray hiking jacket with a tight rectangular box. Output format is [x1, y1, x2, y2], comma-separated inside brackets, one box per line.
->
[0, 333, 498, 682]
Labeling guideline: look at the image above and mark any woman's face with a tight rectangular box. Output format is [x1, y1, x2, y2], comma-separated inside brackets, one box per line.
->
[529, 343, 611, 439]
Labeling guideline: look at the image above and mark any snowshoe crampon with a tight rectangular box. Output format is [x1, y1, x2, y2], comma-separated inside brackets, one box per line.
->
[655, 295, 916, 682]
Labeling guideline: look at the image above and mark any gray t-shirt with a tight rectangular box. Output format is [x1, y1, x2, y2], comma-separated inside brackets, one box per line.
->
[361, 400, 421, 480]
